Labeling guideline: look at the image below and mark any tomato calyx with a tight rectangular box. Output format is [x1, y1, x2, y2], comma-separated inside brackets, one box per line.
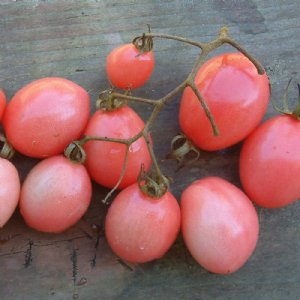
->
[0, 133, 15, 160]
[166, 134, 200, 170]
[64, 141, 86, 164]
[138, 165, 170, 198]
[272, 78, 300, 120]
[132, 25, 153, 54]
[96, 89, 126, 112]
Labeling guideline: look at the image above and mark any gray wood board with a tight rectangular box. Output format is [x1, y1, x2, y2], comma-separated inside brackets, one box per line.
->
[1, 1, 300, 299]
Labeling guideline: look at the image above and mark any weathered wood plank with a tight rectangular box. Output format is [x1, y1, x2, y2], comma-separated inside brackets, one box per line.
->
[1, 1, 300, 299]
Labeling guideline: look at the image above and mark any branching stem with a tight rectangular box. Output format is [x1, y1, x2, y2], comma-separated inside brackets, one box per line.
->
[69, 27, 265, 199]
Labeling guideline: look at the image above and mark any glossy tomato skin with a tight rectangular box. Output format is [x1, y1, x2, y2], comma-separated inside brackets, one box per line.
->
[84, 106, 152, 189]
[0, 89, 6, 121]
[0, 158, 20, 227]
[179, 52, 270, 151]
[105, 183, 181, 263]
[181, 177, 259, 274]
[240, 114, 300, 208]
[106, 43, 154, 89]
[3, 78, 90, 158]
[20, 155, 92, 233]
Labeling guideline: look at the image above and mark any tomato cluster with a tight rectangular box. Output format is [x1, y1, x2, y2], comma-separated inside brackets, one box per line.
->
[0, 32, 297, 275]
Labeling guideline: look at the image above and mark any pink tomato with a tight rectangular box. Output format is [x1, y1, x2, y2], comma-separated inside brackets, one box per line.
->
[179, 53, 270, 151]
[0, 89, 6, 121]
[84, 106, 152, 189]
[0, 158, 20, 227]
[105, 183, 181, 263]
[20, 155, 92, 233]
[181, 176, 259, 274]
[3, 78, 90, 158]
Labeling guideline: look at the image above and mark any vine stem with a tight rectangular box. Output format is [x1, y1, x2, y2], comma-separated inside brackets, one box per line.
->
[68, 27, 265, 199]
[102, 145, 130, 204]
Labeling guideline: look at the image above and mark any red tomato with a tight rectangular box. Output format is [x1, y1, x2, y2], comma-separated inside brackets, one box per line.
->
[240, 114, 300, 208]
[105, 183, 181, 263]
[84, 106, 152, 189]
[179, 52, 270, 151]
[181, 177, 259, 274]
[20, 155, 92, 233]
[0, 89, 6, 121]
[0, 158, 20, 227]
[106, 43, 154, 89]
[3, 78, 90, 158]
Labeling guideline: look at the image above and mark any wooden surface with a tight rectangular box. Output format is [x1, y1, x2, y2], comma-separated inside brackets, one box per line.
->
[1, 1, 300, 299]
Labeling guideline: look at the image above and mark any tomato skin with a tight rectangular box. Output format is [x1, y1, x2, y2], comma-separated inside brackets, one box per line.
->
[20, 155, 92, 233]
[106, 43, 154, 89]
[105, 183, 181, 263]
[0, 89, 6, 121]
[240, 114, 300, 208]
[179, 52, 270, 151]
[0, 158, 20, 227]
[84, 106, 152, 189]
[181, 177, 259, 274]
[3, 77, 90, 158]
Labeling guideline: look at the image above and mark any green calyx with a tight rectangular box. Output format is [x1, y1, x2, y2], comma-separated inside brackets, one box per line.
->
[0, 134, 15, 160]
[138, 166, 170, 199]
[272, 78, 300, 120]
[96, 89, 126, 112]
[64, 141, 86, 164]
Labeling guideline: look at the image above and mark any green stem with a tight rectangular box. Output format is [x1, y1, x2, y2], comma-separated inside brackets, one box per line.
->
[102, 145, 130, 204]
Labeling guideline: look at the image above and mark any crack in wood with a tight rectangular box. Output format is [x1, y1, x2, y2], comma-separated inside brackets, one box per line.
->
[116, 258, 134, 272]
[24, 240, 33, 268]
[90, 224, 104, 268]
[70, 247, 78, 285]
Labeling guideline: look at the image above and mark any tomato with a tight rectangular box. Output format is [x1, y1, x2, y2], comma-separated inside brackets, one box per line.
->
[179, 52, 270, 151]
[84, 105, 152, 189]
[105, 183, 181, 263]
[106, 43, 154, 89]
[0, 89, 6, 121]
[181, 177, 259, 274]
[3, 77, 90, 158]
[20, 155, 92, 233]
[240, 114, 300, 208]
[0, 158, 20, 227]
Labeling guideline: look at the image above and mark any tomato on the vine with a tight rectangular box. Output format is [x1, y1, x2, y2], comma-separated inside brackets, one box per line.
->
[0, 89, 6, 121]
[179, 52, 270, 151]
[106, 43, 154, 90]
[20, 155, 92, 233]
[3, 77, 90, 158]
[105, 183, 181, 263]
[84, 105, 152, 189]
[0, 158, 20, 228]
[240, 114, 300, 208]
[181, 177, 259, 274]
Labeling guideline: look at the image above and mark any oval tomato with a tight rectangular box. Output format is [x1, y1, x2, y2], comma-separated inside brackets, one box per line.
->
[20, 155, 92, 233]
[84, 106, 152, 189]
[3, 77, 90, 158]
[106, 43, 154, 89]
[0, 89, 6, 121]
[181, 176, 259, 274]
[105, 183, 181, 263]
[0, 158, 20, 227]
[179, 52, 270, 151]
[240, 114, 300, 208]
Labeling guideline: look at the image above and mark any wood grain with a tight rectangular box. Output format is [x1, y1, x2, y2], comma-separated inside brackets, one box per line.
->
[1, 1, 300, 299]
